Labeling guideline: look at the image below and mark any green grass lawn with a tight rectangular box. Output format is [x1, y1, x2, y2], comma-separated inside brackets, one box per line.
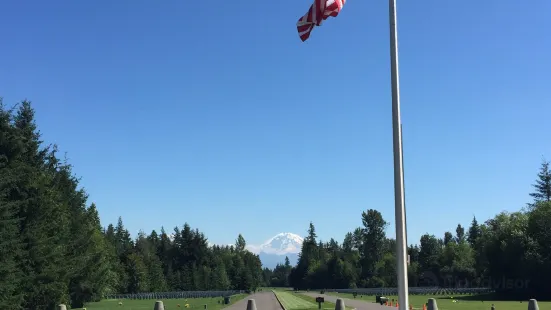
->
[73, 294, 247, 310]
[326, 292, 550, 310]
[273, 290, 353, 310]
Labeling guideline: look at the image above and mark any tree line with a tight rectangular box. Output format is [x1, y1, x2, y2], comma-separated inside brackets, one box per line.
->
[104, 219, 263, 296]
[0, 100, 263, 310]
[269, 161, 551, 299]
[2, 98, 550, 309]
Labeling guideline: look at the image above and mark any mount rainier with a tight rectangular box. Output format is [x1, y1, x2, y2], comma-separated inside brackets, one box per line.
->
[247, 233, 303, 269]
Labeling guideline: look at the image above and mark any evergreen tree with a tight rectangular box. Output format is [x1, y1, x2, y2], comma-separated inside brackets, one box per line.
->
[306, 222, 317, 242]
[235, 234, 246, 252]
[15, 102, 72, 310]
[455, 224, 465, 243]
[0, 101, 24, 309]
[529, 159, 551, 204]
[126, 253, 149, 293]
[467, 216, 480, 247]
[443, 232, 453, 245]
[359, 209, 387, 280]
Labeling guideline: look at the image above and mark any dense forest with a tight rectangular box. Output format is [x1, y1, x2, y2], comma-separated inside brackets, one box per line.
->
[0, 100, 263, 310]
[274, 162, 551, 299]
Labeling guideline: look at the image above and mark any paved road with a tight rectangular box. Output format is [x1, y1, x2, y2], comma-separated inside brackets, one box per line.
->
[223, 292, 283, 310]
[301, 292, 387, 310]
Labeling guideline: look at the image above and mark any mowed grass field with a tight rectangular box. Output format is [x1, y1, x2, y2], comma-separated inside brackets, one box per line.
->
[73, 294, 247, 310]
[326, 292, 550, 310]
[274, 290, 353, 310]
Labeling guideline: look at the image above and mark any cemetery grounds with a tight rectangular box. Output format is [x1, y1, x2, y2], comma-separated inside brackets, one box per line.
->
[325, 292, 551, 310]
[73, 294, 247, 310]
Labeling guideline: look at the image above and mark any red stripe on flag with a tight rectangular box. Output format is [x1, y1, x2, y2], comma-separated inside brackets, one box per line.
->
[297, 0, 345, 42]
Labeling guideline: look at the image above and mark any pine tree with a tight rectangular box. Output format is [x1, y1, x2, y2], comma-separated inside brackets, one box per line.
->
[306, 222, 317, 243]
[113, 217, 133, 293]
[360, 209, 387, 279]
[0, 101, 24, 309]
[467, 216, 480, 247]
[14, 102, 72, 310]
[443, 232, 453, 245]
[146, 254, 168, 292]
[235, 234, 246, 252]
[0, 165, 24, 309]
[126, 253, 149, 293]
[68, 203, 114, 307]
[529, 159, 551, 204]
[455, 224, 465, 243]
[211, 262, 230, 290]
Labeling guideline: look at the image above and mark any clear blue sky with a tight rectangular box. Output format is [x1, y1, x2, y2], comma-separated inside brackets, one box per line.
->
[1, 0, 550, 248]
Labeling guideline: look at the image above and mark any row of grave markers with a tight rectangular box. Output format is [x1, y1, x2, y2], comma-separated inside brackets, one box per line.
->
[103, 290, 244, 300]
[326, 287, 493, 296]
[102, 287, 491, 300]
[55, 297, 541, 310]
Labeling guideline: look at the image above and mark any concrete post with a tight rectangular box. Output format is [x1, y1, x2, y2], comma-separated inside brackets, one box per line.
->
[528, 299, 539, 310]
[427, 298, 438, 310]
[335, 298, 345, 310]
[154, 300, 165, 310]
[246, 299, 257, 310]
[57, 305, 67, 310]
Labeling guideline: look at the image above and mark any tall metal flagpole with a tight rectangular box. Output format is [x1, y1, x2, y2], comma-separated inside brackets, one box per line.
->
[389, 0, 409, 308]
[401, 124, 407, 248]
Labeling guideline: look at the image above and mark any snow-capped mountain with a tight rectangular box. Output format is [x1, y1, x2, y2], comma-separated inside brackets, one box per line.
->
[248, 233, 304, 269]
[259, 232, 304, 255]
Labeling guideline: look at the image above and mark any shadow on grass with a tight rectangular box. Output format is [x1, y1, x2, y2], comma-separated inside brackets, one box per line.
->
[294, 292, 356, 310]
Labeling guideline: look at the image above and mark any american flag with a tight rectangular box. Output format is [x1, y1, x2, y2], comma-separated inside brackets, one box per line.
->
[297, 0, 346, 42]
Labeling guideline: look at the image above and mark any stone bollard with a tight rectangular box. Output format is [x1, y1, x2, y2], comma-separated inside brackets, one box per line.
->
[57, 305, 67, 310]
[246, 299, 257, 310]
[335, 298, 345, 310]
[528, 299, 539, 310]
[427, 298, 438, 310]
[154, 300, 165, 310]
